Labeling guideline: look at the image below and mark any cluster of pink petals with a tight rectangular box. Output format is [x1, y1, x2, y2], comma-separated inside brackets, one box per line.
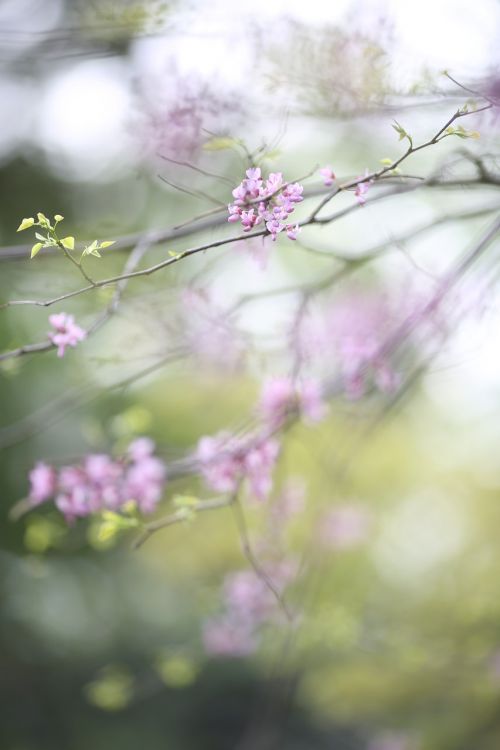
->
[48, 313, 86, 358]
[319, 166, 336, 187]
[28, 438, 167, 522]
[258, 376, 327, 428]
[354, 169, 373, 205]
[297, 288, 401, 400]
[227, 167, 303, 241]
[203, 563, 295, 657]
[196, 432, 280, 500]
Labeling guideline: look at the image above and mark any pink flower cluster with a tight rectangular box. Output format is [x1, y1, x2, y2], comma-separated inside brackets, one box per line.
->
[28, 438, 166, 522]
[258, 376, 327, 428]
[196, 432, 280, 500]
[319, 166, 336, 186]
[227, 167, 303, 241]
[48, 313, 86, 358]
[203, 563, 294, 657]
[354, 169, 373, 205]
[297, 287, 401, 399]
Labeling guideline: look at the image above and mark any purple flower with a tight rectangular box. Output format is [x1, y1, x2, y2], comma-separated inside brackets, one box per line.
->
[258, 377, 326, 428]
[48, 313, 86, 358]
[319, 166, 336, 186]
[353, 170, 373, 206]
[25, 438, 167, 524]
[227, 168, 304, 242]
[28, 462, 57, 505]
[196, 432, 280, 500]
[286, 224, 300, 241]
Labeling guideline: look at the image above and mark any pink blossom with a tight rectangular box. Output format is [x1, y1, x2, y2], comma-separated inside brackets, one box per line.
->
[48, 313, 86, 358]
[25, 438, 167, 523]
[128, 437, 155, 461]
[135, 68, 243, 163]
[223, 570, 276, 621]
[354, 170, 373, 205]
[124, 454, 167, 514]
[264, 172, 283, 195]
[286, 224, 300, 240]
[196, 432, 280, 500]
[258, 377, 326, 428]
[28, 462, 57, 505]
[296, 287, 401, 399]
[319, 166, 336, 186]
[281, 182, 303, 204]
[227, 168, 304, 242]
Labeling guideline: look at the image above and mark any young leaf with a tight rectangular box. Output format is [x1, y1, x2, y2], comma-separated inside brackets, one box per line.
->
[17, 217, 35, 232]
[31, 242, 43, 258]
[203, 136, 240, 151]
[54, 214, 64, 223]
[83, 240, 99, 257]
[60, 236, 75, 250]
[99, 241, 116, 249]
[37, 212, 51, 228]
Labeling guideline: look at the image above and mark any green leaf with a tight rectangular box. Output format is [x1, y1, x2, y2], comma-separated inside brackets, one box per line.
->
[35, 232, 47, 241]
[99, 240, 116, 248]
[83, 240, 99, 257]
[30, 242, 43, 258]
[391, 120, 407, 140]
[203, 136, 240, 151]
[380, 158, 393, 166]
[60, 236, 75, 250]
[37, 212, 50, 228]
[17, 217, 35, 232]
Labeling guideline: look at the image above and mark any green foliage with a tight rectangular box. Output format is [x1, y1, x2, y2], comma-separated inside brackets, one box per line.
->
[444, 124, 480, 140]
[84, 665, 134, 711]
[16, 211, 115, 260]
[203, 136, 242, 151]
[391, 120, 413, 146]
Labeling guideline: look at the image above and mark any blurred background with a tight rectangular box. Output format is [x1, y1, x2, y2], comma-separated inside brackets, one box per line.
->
[1, 1, 500, 748]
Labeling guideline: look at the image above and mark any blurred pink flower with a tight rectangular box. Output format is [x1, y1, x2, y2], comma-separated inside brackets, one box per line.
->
[26, 438, 167, 523]
[48, 313, 86, 358]
[196, 432, 280, 500]
[28, 462, 57, 505]
[319, 166, 336, 186]
[296, 286, 402, 399]
[258, 376, 326, 428]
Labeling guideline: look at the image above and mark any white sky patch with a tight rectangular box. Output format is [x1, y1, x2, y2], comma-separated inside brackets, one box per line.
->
[37, 59, 136, 181]
[373, 489, 467, 584]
